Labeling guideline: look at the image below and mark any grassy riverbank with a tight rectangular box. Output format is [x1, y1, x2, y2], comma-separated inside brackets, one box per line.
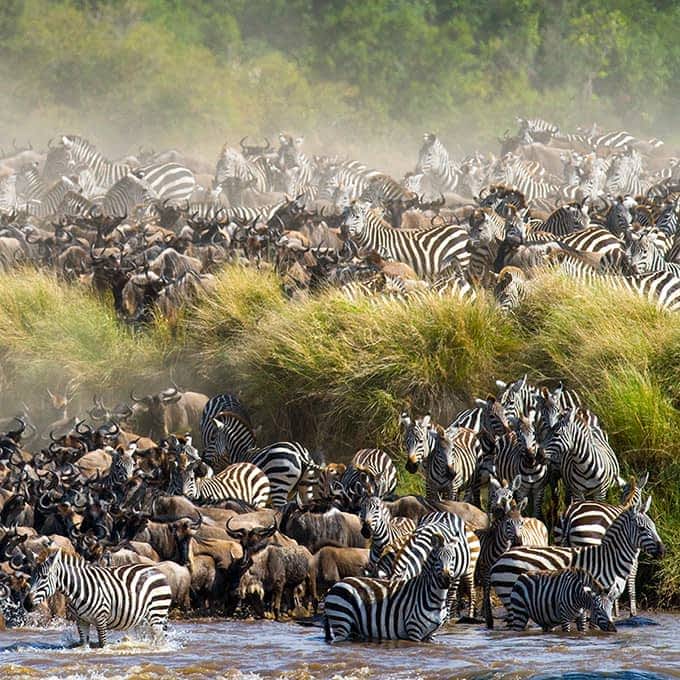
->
[0, 266, 678, 605]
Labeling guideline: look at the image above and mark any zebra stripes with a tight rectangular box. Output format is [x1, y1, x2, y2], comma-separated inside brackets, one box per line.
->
[402, 415, 482, 502]
[200, 393, 255, 471]
[139, 162, 196, 206]
[339, 448, 398, 505]
[181, 461, 271, 508]
[101, 174, 156, 218]
[343, 201, 470, 279]
[508, 568, 619, 632]
[416, 133, 460, 193]
[489, 498, 665, 613]
[359, 495, 416, 577]
[476, 499, 525, 628]
[553, 475, 648, 616]
[389, 510, 477, 619]
[240, 441, 319, 508]
[541, 407, 624, 502]
[324, 533, 463, 642]
[26, 549, 171, 647]
[60, 136, 130, 190]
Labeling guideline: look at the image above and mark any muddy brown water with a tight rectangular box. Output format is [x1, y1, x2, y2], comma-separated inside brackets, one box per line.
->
[0, 614, 678, 680]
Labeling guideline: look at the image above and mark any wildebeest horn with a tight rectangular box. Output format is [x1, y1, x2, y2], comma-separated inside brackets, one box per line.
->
[225, 517, 247, 540]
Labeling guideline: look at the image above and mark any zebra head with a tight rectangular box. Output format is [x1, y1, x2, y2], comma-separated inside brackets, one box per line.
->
[626, 229, 657, 275]
[342, 201, 370, 239]
[359, 495, 386, 539]
[25, 549, 62, 611]
[402, 413, 432, 473]
[587, 578, 621, 633]
[501, 499, 526, 547]
[430, 533, 463, 587]
[489, 474, 521, 517]
[628, 496, 665, 558]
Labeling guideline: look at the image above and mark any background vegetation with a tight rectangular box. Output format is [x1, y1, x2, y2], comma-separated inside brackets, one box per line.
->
[0, 267, 678, 605]
[2, 0, 680, 160]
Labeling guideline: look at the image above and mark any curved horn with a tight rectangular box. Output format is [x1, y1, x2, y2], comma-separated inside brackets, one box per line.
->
[225, 517, 247, 540]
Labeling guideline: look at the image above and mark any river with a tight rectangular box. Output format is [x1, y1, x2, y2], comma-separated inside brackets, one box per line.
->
[0, 614, 678, 680]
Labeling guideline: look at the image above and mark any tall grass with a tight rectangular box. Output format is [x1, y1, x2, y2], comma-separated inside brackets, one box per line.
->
[0, 269, 167, 417]
[0, 265, 678, 603]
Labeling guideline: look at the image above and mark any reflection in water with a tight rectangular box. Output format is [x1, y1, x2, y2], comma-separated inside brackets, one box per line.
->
[0, 614, 678, 680]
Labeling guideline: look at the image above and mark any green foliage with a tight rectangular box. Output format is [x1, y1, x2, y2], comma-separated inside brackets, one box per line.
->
[2, 0, 680, 148]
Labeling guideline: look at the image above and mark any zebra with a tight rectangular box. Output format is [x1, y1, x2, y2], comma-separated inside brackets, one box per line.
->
[60, 136, 130, 190]
[627, 230, 680, 276]
[495, 374, 538, 421]
[317, 158, 383, 203]
[389, 511, 477, 619]
[467, 207, 507, 284]
[485, 409, 550, 520]
[542, 407, 624, 502]
[553, 474, 648, 616]
[489, 496, 664, 613]
[180, 461, 270, 508]
[28, 176, 80, 218]
[401, 414, 482, 502]
[214, 145, 273, 202]
[494, 266, 531, 312]
[476, 499, 525, 628]
[233, 441, 319, 509]
[539, 204, 588, 238]
[343, 201, 471, 279]
[277, 134, 315, 197]
[324, 533, 463, 642]
[416, 133, 461, 193]
[557, 227, 628, 272]
[535, 383, 583, 444]
[25, 548, 171, 647]
[100, 173, 157, 218]
[200, 393, 255, 471]
[508, 568, 620, 632]
[339, 448, 397, 506]
[138, 162, 196, 206]
[551, 251, 680, 312]
[359, 495, 416, 576]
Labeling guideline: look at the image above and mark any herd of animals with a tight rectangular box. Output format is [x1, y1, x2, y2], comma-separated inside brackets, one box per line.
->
[0, 117, 680, 318]
[0, 374, 664, 645]
[0, 117, 670, 647]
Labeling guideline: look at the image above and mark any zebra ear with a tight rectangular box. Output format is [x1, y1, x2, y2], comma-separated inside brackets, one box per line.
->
[642, 496, 652, 514]
[518, 497, 528, 513]
[212, 417, 225, 430]
[511, 475, 522, 492]
[489, 477, 501, 491]
[495, 379, 507, 391]
[583, 585, 593, 594]
[638, 471, 650, 489]
[399, 412, 411, 427]
[422, 414, 432, 428]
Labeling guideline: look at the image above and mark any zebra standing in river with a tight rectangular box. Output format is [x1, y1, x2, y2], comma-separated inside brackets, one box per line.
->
[389, 511, 477, 619]
[324, 534, 463, 642]
[508, 567, 620, 632]
[476, 500, 525, 628]
[553, 474, 648, 616]
[343, 201, 470, 278]
[489, 497, 665, 613]
[25, 549, 171, 647]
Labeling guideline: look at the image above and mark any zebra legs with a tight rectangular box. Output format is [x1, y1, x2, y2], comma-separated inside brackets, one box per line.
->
[75, 619, 90, 647]
[627, 554, 639, 617]
[95, 621, 108, 648]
